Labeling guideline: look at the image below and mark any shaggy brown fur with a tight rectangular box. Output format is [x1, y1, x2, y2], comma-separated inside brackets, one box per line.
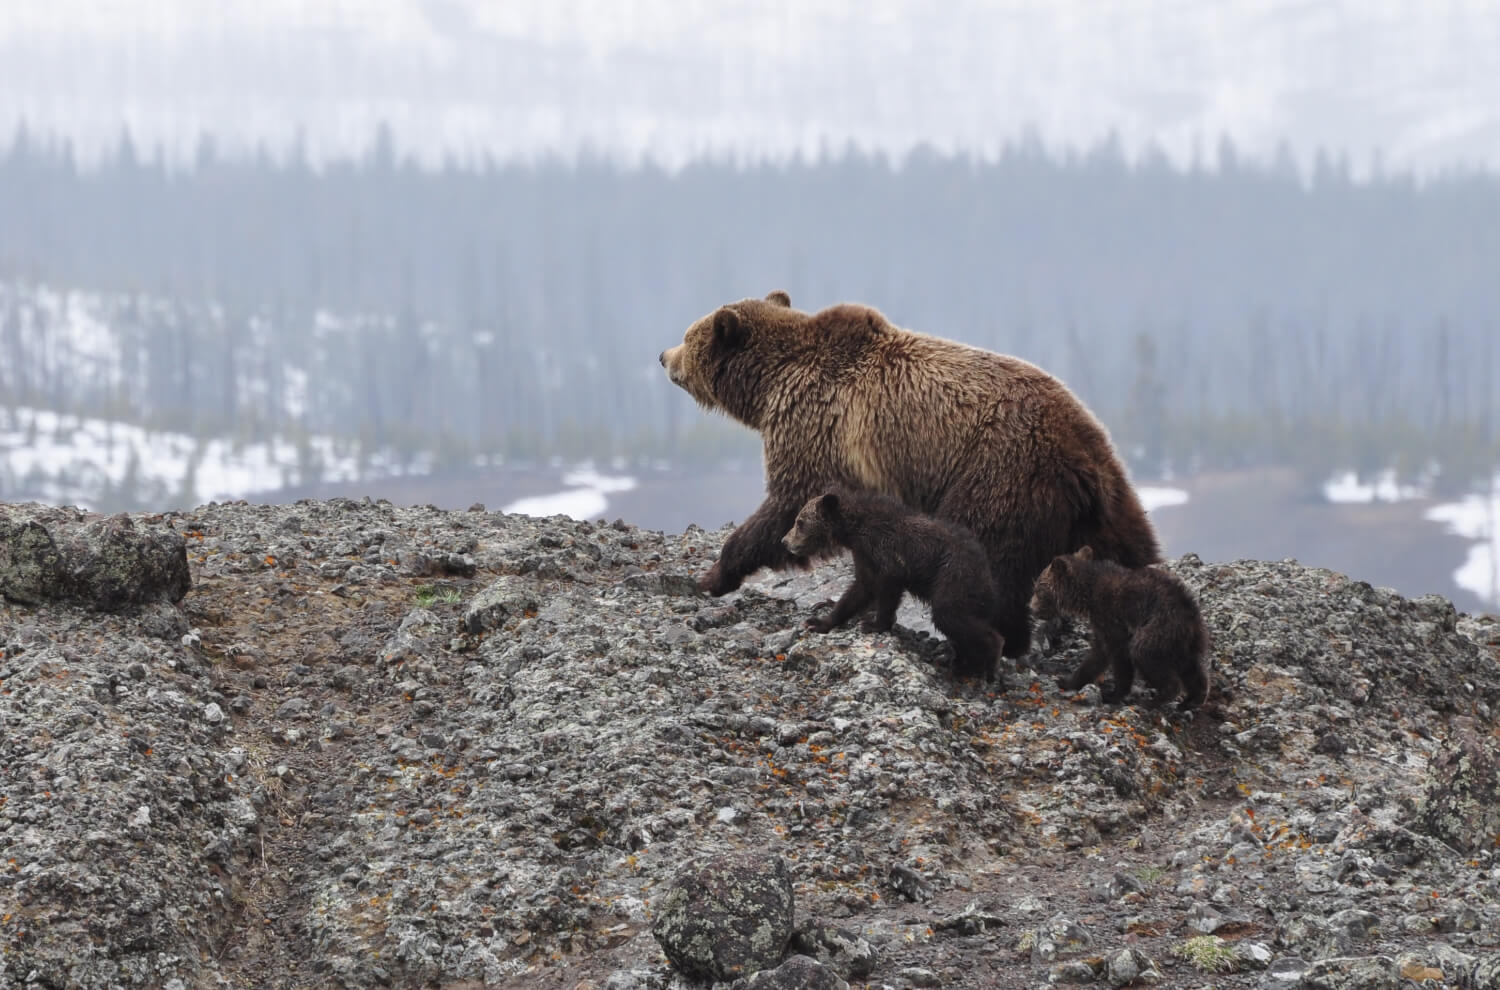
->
[1030, 546, 1211, 709]
[659, 291, 1160, 657]
[782, 487, 1005, 679]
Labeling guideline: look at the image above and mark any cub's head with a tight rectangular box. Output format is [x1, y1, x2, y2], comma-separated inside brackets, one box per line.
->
[1029, 545, 1094, 619]
[782, 490, 843, 558]
[658, 290, 797, 427]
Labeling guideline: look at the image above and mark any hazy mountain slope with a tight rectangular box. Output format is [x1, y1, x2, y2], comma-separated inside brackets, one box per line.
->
[1, 0, 1495, 174]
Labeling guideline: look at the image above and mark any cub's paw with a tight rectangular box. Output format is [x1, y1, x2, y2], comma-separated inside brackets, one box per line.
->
[804, 616, 836, 634]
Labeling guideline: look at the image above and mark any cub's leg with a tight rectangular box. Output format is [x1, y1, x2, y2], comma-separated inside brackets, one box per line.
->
[1059, 633, 1110, 692]
[806, 558, 878, 633]
[861, 577, 905, 633]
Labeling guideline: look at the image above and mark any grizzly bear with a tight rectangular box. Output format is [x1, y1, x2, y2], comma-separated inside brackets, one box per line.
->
[659, 291, 1160, 657]
[1030, 546, 1210, 709]
[782, 487, 1005, 678]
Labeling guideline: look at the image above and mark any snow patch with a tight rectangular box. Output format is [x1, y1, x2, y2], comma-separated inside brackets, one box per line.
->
[1138, 486, 1189, 513]
[1425, 479, 1500, 607]
[503, 464, 638, 521]
[1323, 469, 1427, 504]
[0, 405, 432, 509]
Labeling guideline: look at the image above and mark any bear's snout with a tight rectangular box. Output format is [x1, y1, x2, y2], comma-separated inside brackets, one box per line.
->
[658, 351, 666, 367]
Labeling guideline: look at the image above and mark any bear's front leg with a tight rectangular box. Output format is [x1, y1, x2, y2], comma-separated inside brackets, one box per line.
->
[700, 499, 805, 595]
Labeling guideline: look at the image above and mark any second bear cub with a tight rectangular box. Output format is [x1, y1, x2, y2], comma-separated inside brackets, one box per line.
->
[1030, 547, 1211, 709]
[782, 487, 1004, 679]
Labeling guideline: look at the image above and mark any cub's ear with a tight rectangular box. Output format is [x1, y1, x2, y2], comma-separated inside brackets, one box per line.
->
[817, 492, 840, 517]
[765, 290, 791, 307]
[1074, 545, 1095, 561]
[713, 307, 749, 349]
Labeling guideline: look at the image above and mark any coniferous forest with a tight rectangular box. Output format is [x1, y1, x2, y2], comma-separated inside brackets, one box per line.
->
[1, 126, 1497, 495]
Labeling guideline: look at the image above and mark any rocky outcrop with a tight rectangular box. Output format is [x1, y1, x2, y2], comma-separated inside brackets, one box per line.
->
[0, 502, 190, 609]
[1, 497, 1499, 989]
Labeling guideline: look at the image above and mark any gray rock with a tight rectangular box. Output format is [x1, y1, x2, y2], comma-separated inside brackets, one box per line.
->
[1050, 959, 1101, 983]
[1031, 914, 1094, 963]
[1324, 908, 1379, 941]
[1394, 947, 1474, 986]
[933, 901, 1008, 937]
[1300, 956, 1397, 990]
[651, 852, 795, 983]
[1187, 901, 1227, 933]
[789, 924, 878, 980]
[461, 576, 540, 634]
[1238, 941, 1274, 969]
[1105, 947, 1162, 986]
[739, 954, 847, 990]
[622, 571, 703, 597]
[1259, 955, 1307, 989]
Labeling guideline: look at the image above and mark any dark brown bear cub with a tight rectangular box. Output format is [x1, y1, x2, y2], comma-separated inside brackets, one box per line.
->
[1030, 547, 1210, 709]
[782, 487, 1004, 679]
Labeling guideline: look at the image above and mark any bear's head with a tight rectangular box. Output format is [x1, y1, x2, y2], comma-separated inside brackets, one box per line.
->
[658, 290, 804, 427]
[1029, 545, 1095, 619]
[781, 489, 844, 558]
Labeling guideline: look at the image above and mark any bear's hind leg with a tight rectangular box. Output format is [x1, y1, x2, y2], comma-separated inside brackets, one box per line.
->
[990, 577, 1033, 659]
[1097, 636, 1137, 704]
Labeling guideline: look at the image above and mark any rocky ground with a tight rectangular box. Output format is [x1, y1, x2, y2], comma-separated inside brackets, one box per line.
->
[3, 498, 1500, 990]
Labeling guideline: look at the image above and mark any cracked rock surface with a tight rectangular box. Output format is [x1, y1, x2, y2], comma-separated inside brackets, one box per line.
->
[1, 498, 1499, 988]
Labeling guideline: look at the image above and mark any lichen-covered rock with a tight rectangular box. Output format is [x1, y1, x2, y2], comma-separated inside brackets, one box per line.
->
[1417, 719, 1500, 854]
[0, 503, 190, 609]
[651, 852, 795, 983]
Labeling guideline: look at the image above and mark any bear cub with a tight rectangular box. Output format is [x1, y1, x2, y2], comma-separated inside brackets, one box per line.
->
[782, 487, 1004, 680]
[1030, 547, 1210, 710]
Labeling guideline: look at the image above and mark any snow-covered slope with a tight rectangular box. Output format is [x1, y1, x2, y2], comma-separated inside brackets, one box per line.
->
[1, 0, 1495, 175]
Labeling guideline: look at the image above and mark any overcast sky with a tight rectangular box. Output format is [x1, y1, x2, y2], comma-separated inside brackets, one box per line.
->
[1, 0, 1497, 175]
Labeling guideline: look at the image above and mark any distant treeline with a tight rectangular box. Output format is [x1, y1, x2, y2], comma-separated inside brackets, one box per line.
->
[1, 126, 1497, 492]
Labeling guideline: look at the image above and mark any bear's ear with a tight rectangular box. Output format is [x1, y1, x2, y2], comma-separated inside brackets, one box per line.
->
[817, 492, 840, 517]
[713, 307, 749, 349]
[1074, 545, 1095, 561]
[765, 290, 791, 307]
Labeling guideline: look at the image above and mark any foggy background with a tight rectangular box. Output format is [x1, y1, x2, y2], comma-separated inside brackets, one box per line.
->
[1, 0, 1497, 612]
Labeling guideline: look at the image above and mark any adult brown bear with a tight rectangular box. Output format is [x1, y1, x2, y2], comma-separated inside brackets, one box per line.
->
[659, 291, 1160, 658]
